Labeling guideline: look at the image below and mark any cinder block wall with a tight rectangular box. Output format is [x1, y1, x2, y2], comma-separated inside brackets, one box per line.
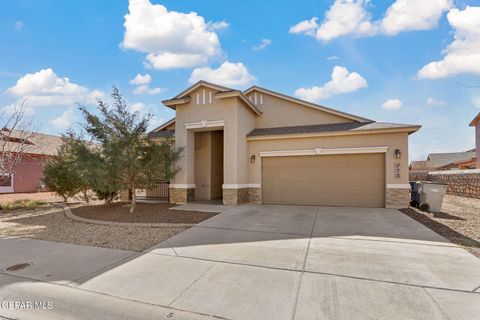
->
[428, 169, 480, 199]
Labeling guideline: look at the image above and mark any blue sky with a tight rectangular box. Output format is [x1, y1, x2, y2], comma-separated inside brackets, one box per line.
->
[1, 0, 480, 161]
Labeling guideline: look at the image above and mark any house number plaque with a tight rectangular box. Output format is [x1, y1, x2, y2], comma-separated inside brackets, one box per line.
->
[394, 162, 401, 179]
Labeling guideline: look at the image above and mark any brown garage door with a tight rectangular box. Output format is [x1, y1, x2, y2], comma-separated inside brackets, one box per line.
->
[262, 153, 385, 207]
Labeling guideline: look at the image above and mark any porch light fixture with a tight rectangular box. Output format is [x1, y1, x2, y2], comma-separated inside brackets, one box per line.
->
[250, 155, 256, 164]
[395, 149, 401, 159]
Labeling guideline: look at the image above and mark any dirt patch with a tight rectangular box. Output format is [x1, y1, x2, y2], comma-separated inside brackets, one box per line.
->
[72, 202, 218, 224]
[400, 195, 480, 258]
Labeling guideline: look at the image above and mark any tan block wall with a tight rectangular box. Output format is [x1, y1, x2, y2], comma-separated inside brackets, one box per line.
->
[223, 188, 249, 205]
[385, 188, 409, 208]
[170, 188, 195, 204]
[248, 187, 262, 204]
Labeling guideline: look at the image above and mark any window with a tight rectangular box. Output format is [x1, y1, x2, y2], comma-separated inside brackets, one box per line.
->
[0, 173, 14, 193]
[0, 174, 12, 186]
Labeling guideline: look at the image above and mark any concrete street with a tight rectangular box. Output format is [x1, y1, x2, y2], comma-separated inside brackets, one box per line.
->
[1, 205, 479, 319]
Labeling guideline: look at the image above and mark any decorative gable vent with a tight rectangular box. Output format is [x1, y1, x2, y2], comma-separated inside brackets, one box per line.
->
[195, 89, 213, 105]
[248, 92, 263, 105]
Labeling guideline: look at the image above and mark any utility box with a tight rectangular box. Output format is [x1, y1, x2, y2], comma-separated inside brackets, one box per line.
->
[418, 182, 448, 213]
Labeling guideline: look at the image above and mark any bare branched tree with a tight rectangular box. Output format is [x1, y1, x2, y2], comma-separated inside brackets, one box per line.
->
[0, 101, 39, 185]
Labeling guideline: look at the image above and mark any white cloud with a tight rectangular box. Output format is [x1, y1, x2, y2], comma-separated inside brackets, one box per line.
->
[129, 73, 164, 95]
[417, 6, 480, 79]
[381, 99, 403, 110]
[7, 68, 102, 107]
[473, 96, 480, 109]
[290, 0, 452, 42]
[50, 108, 75, 130]
[144, 52, 209, 70]
[130, 102, 145, 112]
[294, 65, 367, 102]
[130, 73, 151, 85]
[189, 61, 256, 87]
[289, 17, 319, 36]
[208, 21, 229, 30]
[0, 103, 34, 116]
[426, 97, 446, 106]
[253, 39, 272, 50]
[14, 21, 24, 31]
[133, 85, 164, 95]
[122, 0, 222, 69]
[381, 0, 452, 35]
[315, 0, 376, 41]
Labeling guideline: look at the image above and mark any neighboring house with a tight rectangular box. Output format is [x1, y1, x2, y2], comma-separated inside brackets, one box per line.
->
[410, 113, 479, 174]
[470, 112, 480, 168]
[0, 129, 63, 193]
[412, 149, 477, 170]
[149, 81, 420, 208]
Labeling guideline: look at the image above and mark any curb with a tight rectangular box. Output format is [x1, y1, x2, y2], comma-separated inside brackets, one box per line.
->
[58, 203, 195, 228]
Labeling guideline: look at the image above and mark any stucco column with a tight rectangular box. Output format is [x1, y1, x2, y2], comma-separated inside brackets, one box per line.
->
[170, 127, 195, 203]
[385, 142, 410, 208]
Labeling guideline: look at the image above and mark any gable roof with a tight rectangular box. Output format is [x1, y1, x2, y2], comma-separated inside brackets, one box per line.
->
[172, 80, 233, 99]
[0, 129, 63, 156]
[162, 81, 261, 116]
[151, 118, 175, 133]
[469, 112, 480, 126]
[243, 85, 372, 123]
[427, 150, 476, 168]
[248, 122, 420, 138]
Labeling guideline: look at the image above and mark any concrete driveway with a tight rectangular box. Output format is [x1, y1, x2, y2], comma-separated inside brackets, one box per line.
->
[1, 205, 480, 320]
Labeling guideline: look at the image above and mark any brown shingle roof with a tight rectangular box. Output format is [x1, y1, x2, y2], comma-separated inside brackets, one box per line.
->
[248, 122, 420, 137]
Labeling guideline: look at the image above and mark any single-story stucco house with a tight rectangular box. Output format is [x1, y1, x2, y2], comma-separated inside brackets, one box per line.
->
[149, 81, 420, 208]
[0, 129, 63, 194]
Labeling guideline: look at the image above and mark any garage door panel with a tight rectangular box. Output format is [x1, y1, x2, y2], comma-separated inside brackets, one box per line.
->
[262, 153, 385, 208]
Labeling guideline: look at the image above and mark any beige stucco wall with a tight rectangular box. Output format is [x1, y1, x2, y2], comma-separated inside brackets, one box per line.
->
[246, 90, 354, 128]
[211, 131, 224, 199]
[172, 86, 257, 187]
[247, 131, 409, 186]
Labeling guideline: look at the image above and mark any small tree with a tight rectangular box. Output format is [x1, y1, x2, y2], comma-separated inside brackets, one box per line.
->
[79, 88, 182, 212]
[0, 101, 38, 185]
[43, 143, 83, 202]
[66, 134, 121, 204]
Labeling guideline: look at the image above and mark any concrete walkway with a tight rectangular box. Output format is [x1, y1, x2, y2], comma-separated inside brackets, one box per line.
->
[1, 205, 480, 319]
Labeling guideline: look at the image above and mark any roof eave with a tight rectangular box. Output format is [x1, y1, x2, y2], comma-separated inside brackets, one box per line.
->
[150, 117, 176, 133]
[162, 96, 191, 107]
[469, 113, 480, 126]
[246, 126, 422, 141]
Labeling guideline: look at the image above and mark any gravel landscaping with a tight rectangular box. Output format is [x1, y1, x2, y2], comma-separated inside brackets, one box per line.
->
[401, 194, 480, 257]
[0, 205, 189, 251]
[72, 202, 217, 224]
